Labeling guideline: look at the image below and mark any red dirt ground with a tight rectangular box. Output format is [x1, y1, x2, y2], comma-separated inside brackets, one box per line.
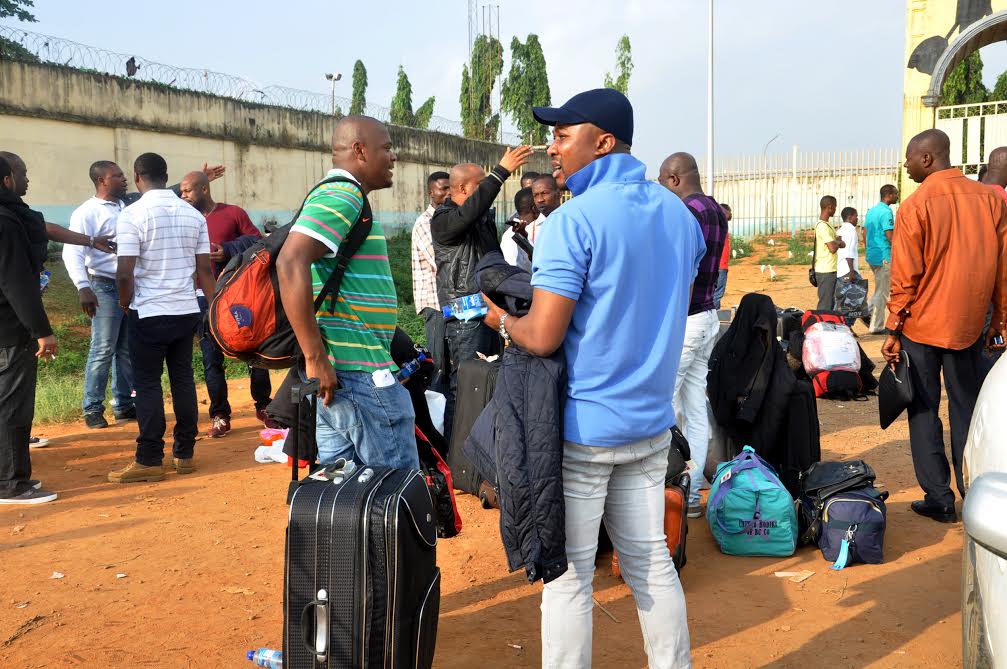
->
[0, 259, 965, 668]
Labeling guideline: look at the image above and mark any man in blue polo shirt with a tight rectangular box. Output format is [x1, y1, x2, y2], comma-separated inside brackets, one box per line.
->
[864, 184, 898, 334]
[483, 89, 702, 669]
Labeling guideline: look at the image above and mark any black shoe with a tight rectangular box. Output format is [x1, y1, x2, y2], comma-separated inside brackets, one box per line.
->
[84, 412, 109, 429]
[0, 487, 57, 504]
[911, 500, 958, 523]
[113, 406, 137, 422]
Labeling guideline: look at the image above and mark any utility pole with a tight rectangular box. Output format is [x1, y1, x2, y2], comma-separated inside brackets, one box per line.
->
[707, 0, 714, 196]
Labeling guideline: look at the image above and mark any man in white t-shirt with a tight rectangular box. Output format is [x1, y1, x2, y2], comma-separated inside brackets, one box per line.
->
[501, 187, 541, 271]
[107, 152, 216, 484]
[838, 206, 860, 278]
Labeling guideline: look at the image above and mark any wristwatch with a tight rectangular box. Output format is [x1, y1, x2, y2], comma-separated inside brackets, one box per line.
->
[499, 313, 511, 343]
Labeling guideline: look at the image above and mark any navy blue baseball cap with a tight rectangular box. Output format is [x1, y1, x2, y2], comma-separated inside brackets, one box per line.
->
[532, 88, 633, 146]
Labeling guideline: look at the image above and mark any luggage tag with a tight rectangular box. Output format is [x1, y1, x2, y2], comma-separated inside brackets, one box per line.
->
[830, 525, 857, 571]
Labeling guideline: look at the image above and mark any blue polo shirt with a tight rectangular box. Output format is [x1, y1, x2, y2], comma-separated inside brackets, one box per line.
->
[531, 153, 705, 447]
[864, 201, 894, 266]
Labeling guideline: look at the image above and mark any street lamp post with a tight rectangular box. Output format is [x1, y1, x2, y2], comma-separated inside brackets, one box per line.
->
[707, 0, 714, 196]
[325, 72, 342, 117]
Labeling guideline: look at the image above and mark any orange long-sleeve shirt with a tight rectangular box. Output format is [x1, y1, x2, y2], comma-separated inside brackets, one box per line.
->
[887, 168, 1007, 349]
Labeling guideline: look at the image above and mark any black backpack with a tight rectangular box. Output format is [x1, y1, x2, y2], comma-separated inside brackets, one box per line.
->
[796, 460, 878, 545]
[206, 176, 372, 369]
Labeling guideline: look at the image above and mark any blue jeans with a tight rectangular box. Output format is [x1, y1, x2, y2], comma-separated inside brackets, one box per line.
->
[713, 269, 728, 311]
[83, 276, 133, 415]
[316, 370, 418, 470]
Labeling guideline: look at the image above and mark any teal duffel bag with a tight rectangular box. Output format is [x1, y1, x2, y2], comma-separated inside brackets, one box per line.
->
[707, 446, 798, 557]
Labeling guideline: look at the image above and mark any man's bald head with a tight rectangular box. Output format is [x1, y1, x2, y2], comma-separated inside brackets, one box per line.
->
[448, 163, 485, 206]
[0, 151, 27, 197]
[658, 151, 703, 199]
[905, 129, 952, 184]
[179, 170, 212, 212]
[986, 146, 1007, 187]
[331, 115, 397, 193]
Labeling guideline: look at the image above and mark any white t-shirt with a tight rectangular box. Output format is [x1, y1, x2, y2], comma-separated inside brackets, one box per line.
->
[838, 222, 859, 274]
[501, 213, 544, 272]
[116, 189, 210, 318]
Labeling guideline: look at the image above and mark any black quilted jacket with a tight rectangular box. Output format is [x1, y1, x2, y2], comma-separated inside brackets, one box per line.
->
[465, 253, 567, 584]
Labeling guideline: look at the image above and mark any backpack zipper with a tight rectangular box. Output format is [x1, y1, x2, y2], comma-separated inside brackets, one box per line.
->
[823, 496, 882, 523]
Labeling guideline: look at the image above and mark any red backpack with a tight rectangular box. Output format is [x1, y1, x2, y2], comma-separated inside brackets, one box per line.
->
[206, 176, 372, 369]
[800, 311, 864, 399]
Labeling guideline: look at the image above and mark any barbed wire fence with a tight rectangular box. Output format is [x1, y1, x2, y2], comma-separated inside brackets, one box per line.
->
[0, 24, 521, 144]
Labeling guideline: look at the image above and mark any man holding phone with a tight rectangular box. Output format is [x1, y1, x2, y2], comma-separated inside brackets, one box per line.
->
[882, 129, 1007, 523]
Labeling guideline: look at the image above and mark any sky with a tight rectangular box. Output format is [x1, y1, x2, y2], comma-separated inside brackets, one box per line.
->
[17, 0, 1007, 176]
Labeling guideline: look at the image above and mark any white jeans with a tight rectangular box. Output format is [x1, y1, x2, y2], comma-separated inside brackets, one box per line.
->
[673, 309, 720, 506]
[541, 433, 692, 669]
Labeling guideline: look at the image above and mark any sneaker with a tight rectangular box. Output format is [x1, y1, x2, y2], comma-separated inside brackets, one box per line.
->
[113, 406, 137, 422]
[911, 500, 957, 523]
[28, 436, 49, 448]
[0, 487, 57, 504]
[85, 412, 109, 430]
[27, 479, 41, 490]
[107, 461, 165, 484]
[172, 457, 195, 474]
[256, 408, 279, 429]
[687, 505, 703, 519]
[208, 416, 231, 438]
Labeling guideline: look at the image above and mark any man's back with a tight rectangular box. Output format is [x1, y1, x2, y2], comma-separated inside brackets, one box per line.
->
[532, 153, 705, 447]
[116, 190, 208, 318]
[890, 168, 1007, 348]
[864, 202, 893, 267]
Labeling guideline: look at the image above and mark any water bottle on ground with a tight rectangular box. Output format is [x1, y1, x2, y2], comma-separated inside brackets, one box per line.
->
[247, 648, 282, 669]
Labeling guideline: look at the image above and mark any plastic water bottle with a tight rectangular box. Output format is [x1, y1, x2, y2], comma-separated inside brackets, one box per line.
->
[441, 293, 488, 321]
[247, 648, 282, 669]
[397, 351, 428, 382]
[39, 270, 50, 294]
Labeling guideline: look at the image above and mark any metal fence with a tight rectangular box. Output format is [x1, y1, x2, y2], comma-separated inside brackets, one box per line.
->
[936, 100, 1007, 174]
[0, 24, 521, 143]
[702, 148, 901, 238]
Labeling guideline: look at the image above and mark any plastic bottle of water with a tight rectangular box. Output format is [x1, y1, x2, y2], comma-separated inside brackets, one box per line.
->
[247, 648, 282, 669]
[441, 293, 488, 321]
[39, 271, 51, 294]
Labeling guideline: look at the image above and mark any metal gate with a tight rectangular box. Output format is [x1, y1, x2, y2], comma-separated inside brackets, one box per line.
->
[935, 100, 1007, 175]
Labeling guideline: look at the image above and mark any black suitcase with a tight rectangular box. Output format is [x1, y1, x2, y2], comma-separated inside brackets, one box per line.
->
[282, 380, 441, 668]
[448, 358, 500, 495]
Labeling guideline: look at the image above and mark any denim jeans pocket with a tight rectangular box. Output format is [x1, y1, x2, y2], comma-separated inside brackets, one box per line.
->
[632, 441, 670, 487]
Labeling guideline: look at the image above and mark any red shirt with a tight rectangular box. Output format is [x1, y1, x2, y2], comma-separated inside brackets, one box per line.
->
[719, 233, 731, 270]
[205, 203, 261, 274]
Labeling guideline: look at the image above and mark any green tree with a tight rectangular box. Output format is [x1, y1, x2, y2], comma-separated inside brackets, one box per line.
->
[413, 96, 436, 129]
[460, 34, 504, 141]
[501, 34, 551, 144]
[0, 0, 38, 61]
[992, 70, 1007, 102]
[390, 66, 414, 126]
[603, 35, 633, 95]
[943, 51, 988, 105]
[350, 59, 367, 116]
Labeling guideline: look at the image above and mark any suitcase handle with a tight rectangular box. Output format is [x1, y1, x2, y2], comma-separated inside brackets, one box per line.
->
[300, 589, 329, 660]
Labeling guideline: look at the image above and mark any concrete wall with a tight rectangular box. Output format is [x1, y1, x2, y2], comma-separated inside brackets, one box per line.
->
[0, 60, 550, 232]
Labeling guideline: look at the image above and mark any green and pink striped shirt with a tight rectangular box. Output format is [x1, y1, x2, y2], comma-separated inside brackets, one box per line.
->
[290, 169, 398, 373]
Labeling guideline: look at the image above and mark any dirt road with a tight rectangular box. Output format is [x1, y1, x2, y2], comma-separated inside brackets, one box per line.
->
[0, 261, 965, 668]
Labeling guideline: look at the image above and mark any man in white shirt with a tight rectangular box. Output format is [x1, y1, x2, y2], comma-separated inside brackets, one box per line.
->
[411, 170, 450, 391]
[63, 161, 135, 430]
[838, 206, 860, 278]
[501, 187, 540, 271]
[108, 153, 216, 484]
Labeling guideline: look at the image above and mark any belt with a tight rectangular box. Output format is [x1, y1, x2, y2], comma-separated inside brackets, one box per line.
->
[88, 273, 116, 283]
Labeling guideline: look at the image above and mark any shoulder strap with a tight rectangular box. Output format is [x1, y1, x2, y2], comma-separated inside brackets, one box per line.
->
[810, 221, 820, 269]
[313, 192, 373, 314]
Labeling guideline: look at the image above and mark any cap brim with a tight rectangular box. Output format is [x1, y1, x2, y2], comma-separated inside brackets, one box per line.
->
[532, 106, 589, 127]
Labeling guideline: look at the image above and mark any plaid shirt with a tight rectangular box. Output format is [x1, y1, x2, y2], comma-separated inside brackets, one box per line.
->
[411, 205, 440, 313]
[683, 194, 728, 315]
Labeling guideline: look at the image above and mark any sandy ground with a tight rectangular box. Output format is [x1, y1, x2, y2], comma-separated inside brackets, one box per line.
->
[0, 258, 966, 668]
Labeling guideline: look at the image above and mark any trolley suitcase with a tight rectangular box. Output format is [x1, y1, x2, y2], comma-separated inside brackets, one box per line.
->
[448, 358, 500, 495]
[612, 472, 690, 576]
[283, 466, 440, 669]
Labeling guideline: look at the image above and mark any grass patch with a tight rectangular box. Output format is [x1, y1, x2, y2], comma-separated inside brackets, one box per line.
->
[730, 235, 753, 259]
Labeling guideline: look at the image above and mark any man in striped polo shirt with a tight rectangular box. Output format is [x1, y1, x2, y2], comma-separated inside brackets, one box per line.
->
[277, 116, 417, 470]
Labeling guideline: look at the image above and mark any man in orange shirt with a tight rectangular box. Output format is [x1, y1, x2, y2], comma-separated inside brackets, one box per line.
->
[882, 129, 1007, 523]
